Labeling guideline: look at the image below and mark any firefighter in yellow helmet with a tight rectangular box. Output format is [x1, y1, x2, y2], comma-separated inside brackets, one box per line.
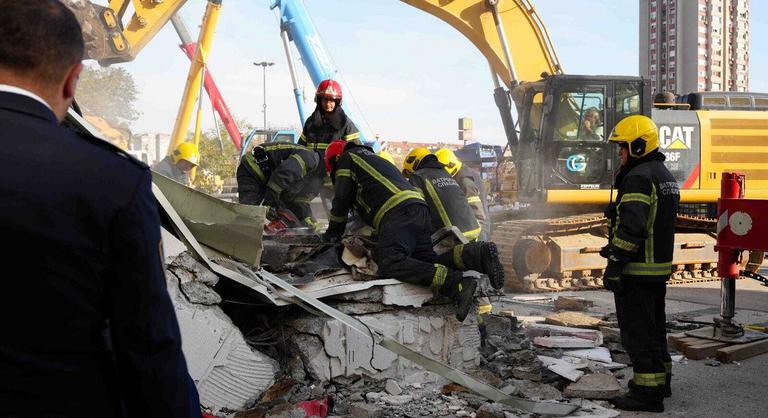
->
[401, 147, 430, 178]
[152, 142, 199, 186]
[602, 115, 679, 412]
[435, 148, 488, 240]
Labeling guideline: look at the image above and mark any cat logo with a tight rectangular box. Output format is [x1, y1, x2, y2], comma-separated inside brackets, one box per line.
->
[658, 125, 694, 150]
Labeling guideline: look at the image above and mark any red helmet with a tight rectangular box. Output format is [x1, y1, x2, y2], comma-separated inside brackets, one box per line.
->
[324, 140, 347, 173]
[315, 79, 342, 105]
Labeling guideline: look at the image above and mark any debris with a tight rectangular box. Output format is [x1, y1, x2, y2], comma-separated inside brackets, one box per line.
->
[514, 380, 563, 400]
[498, 310, 516, 317]
[671, 354, 684, 362]
[563, 399, 620, 418]
[534, 336, 599, 348]
[475, 403, 507, 418]
[610, 352, 632, 366]
[349, 402, 383, 418]
[598, 327, 621, 343]
[538, 355, 588, 381]
[526, 324, 603, 347]
[517, 316, 547, 325]
[512, 365, 543, 381]
[179, 280, 222, 305]
[508, 295, 553, 303]
[716, 338, 768, 363]
[545, 311, 603, 329]
[264, 403, 306, 418]
[485, 314, 517, 337]
[554, 296, 594, 312]
[384, 379, 402, 395]
[259, 379, 297, 405]
[563, 373, 624, 399]
[379, 394, 414, 405]
[296, 395, 333, 417]
[564, 347, 613, 363]
[705, 359, 722, 367]
[441, 383, 468, 394]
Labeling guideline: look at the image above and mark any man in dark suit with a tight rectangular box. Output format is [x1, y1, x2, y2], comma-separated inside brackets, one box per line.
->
[0, 1, 200, 416]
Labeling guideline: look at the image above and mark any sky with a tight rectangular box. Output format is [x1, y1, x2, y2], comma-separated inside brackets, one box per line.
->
[103, 0, 768, 145]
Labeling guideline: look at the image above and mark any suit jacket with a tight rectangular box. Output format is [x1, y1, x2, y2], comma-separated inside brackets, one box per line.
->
[0, 92, 200, 417]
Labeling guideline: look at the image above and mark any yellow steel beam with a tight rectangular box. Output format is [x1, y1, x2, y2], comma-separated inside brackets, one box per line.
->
[400, 0, 562, 87]
[168, 0, 223, 154]
[546, 189, 768, 205]
[121, 0, 188, 62]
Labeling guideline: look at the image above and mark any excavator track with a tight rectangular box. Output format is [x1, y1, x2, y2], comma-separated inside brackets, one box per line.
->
[491, 213, 765, 293]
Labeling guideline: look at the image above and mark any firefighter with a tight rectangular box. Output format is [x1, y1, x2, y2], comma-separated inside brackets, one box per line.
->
[323, 141, 499, 321]
[300, 79, 361, 210]
[405, 149, 504, 289]
[601, 115, 679, 412]
[435, 148, 489, 240]
[152, 141, 199, 186]
[236, 142, 323, 230]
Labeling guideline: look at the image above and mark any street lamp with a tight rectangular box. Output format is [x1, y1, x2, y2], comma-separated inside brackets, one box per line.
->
[253, 61, 275, 129]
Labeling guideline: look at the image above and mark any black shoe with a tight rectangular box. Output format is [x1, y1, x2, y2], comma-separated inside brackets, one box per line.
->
[455, 274, 478, 322]
[609, 394, 664, 413]
[478, 242, 505, 289]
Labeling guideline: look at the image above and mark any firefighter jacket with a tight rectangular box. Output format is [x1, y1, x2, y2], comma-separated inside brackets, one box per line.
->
[299, 106, 360, 153]
[237, 142, 321, 207]
[455, 165, 487, 225]
[409, 155, 481, 241]
[326, 143, 425, 237]
[605, 151, 680, 282]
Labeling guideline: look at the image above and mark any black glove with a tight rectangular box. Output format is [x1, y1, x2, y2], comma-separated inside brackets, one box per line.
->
[604, 203, 617, 220]
[603, 260, 624, 292]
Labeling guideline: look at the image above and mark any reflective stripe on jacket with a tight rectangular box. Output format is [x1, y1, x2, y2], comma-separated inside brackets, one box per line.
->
[327, 143, 424, 235]
[239, 142, 320, 206]
[409, 155, 481, 241]
[610, 151, 680, 281]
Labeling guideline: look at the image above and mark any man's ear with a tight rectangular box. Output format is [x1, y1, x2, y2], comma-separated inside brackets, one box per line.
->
[62, 62, 83, 101]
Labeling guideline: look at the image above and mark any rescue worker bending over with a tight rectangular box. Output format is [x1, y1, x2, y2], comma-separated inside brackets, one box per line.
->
[601, 115, 679, 413]
[435, 148, 489, 240]
[323, 140, 478, 321]
[404, 148, 504, 289]
[237, 142, 323, 229]
[152, 141, 199, 186]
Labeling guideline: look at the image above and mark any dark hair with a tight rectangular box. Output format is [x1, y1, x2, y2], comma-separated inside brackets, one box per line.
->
[0, 0, 84, 84]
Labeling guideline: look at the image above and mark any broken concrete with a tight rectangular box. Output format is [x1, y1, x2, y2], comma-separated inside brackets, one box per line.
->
[554, 296, 594, 311]
[166, 255, 278, 413]
[563, 373, 623, 399]
[526, 323, 603, 347]
[545, 311, 603, 329]
[290, 305, 481, 383]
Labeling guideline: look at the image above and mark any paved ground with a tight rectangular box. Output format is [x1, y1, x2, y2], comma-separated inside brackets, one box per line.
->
[497, 278, 768, 417]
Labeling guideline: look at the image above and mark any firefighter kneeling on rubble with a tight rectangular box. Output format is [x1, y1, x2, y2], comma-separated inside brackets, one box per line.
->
[237, 142, 324, 230]
[601, 115, 679, 413]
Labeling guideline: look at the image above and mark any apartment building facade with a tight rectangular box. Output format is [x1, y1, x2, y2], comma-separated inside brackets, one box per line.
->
[640, 0, 750, 94]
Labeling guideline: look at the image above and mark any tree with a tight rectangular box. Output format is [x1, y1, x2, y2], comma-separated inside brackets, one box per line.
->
[193, 118, 254, 194]
[75, 65, 141, 127]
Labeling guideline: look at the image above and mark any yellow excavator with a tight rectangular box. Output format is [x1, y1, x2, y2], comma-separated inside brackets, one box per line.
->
[65, 0, 768, 291]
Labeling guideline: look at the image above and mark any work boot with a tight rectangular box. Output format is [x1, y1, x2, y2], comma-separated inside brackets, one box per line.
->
[437, 269, 477, 322]
[611, 384, 664, 413]
[441, 242, 505, 289]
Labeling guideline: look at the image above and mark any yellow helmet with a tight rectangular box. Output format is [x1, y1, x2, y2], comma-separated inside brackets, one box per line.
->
[435, 148, 462, 176]
[377, 149, 396, 166]
[402, 147, 430, 177]
[608, 115, 659, 158]
[172, 142, 200, 166]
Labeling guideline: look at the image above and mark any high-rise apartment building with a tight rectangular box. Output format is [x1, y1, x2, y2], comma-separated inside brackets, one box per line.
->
[640, 0, 749, 95]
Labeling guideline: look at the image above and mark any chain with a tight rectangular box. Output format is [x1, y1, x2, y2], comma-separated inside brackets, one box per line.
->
[740, 269, 768, 287]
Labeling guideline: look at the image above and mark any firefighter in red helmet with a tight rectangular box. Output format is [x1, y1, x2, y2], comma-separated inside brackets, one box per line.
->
[301, 79, 361, 212]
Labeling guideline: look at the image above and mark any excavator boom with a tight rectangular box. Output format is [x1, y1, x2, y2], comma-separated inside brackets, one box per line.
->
[401, 0, 562, 87]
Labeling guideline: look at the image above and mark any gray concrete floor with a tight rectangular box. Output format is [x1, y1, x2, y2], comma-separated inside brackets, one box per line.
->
[496, 278, 768, 417]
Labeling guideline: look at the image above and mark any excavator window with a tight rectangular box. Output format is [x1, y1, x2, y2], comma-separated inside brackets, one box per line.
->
[554, 88, 605, 142]
[614, 82, 644, 123]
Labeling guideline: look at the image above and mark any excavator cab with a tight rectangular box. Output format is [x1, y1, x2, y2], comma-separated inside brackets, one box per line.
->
[513, 75, 651, 202]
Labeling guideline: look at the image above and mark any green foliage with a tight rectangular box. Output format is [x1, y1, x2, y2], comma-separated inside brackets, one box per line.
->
[193, 118, 254, 193]
[76, 65, 141, 126]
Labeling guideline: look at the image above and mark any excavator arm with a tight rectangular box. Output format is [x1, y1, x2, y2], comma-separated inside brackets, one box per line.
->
[63, 0, 187, 65]
[401, 0, 562, 87]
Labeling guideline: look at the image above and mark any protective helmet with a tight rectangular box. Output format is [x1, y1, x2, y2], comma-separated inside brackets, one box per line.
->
[377, 149, 396, 166]
[324, 140, 347, 173]
[608, 115, 659, 158]
[315, 79, 343, 105]
[172, 142, 200, 166]
[401, 147, 430, 177]
[435, 148, 463, 176]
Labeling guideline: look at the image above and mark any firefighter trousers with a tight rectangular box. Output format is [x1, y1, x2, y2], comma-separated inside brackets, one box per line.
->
[614, 279, 671, 396]
[373, 204, 443, 288]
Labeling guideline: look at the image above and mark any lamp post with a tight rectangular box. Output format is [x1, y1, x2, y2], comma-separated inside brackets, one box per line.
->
[253, 61, 275, 129]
